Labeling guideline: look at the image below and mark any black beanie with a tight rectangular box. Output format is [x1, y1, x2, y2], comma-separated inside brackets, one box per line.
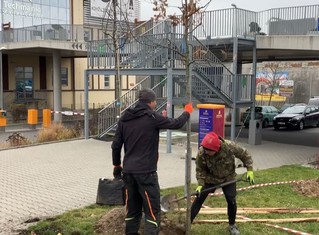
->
[139, 88, 156, 103]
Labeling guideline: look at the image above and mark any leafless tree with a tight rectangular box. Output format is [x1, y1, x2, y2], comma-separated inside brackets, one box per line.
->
[260, 62, 284, 105]
[100, 0, 136, 116]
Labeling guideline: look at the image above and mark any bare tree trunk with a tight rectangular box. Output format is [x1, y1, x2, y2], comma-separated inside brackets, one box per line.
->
[183, 3, 192, 233]
[112, 0, 121, 117]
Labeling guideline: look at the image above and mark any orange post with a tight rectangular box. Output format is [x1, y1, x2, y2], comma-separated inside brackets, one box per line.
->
[27, 109, 38, 125]
[0, 110, 7, 128]
[42, 109, 51, 128]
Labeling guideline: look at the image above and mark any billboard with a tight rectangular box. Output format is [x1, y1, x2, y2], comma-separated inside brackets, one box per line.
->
[256, 71, 289, 95]
[91, 0, 137, 22]
[279, 80, 294, 97]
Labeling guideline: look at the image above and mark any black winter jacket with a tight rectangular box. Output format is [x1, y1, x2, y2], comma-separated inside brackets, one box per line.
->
[111, 102, 190, 174]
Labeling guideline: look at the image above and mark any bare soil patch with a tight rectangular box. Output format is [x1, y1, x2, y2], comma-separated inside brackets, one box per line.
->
[95, 207, 185, 235]
[292, 178, 319, 198]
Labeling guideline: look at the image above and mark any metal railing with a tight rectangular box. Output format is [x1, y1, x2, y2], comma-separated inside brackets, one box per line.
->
[88, 33, 169, 69]
[172, 4, 319, 38]
[257, 5, 319, 35]
[98, 75, 151, 135]
[1, 5, 318, 45]
[0, 24, 106, 43]
[0, 19, 154, 44]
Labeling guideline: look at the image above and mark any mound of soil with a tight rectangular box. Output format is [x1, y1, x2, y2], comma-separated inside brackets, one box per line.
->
[293, 178, 319, 198]
[95, 207, 185, 235]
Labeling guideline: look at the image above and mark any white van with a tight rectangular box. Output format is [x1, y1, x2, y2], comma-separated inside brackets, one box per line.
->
[308, 97, 319, 107]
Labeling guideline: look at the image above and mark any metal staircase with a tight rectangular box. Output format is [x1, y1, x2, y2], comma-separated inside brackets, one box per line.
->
[90, 20, 253, 137]
[98, 76, 168, 137]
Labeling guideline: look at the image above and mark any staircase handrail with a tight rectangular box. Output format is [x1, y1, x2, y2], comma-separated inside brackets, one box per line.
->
[98, 77, 168, 137]
[98, 75, 151, 114]
[192, 36, 234, 75]
[119, 76, 168, 115]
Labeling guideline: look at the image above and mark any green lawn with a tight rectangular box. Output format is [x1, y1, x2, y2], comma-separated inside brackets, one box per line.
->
[25, 165, 319, 235]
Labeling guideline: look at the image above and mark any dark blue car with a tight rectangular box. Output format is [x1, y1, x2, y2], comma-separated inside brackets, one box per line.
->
[273, 105, 319, 130]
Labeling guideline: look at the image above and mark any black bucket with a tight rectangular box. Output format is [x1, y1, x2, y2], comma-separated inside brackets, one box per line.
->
[96, 178, 125, 205]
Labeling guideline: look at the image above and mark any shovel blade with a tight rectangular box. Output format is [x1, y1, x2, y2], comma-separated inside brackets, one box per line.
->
[160, 194, 178, 212]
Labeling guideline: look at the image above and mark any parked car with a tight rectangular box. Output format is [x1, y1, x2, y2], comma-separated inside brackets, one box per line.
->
[279, 103, 294, 113]
[278, 103, 306, 113]
[241, 106, 279, 128]
[308, 97, 319, 107]
[273, 105, 319, 130]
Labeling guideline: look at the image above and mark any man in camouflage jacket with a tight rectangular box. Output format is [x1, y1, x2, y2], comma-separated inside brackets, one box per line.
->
[191, 132, 254, 235]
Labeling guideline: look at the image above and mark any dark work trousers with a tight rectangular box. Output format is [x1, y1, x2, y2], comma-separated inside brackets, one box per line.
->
[191, 182, 237, 225]
[123, 172, 161, 235]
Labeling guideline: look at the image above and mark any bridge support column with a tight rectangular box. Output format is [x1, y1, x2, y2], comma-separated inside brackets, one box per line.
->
[53, 50, 62, 122]
[166, 67, 173, 153]
[248, 120, 262, 145]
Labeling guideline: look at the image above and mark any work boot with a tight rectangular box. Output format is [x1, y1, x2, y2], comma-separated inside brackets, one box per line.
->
[229, 224, 240, 235]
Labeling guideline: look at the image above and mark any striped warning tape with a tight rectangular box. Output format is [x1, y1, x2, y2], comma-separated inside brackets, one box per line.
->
[209, 180, 301, 196]
[265, 223, 313, 235]
[51, 110, 84, 116]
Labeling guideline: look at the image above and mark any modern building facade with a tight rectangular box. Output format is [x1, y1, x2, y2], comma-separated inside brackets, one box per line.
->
[0, 0, 141, 119]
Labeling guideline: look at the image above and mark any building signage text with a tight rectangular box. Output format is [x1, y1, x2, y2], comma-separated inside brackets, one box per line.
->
[1, 0, 42, 18]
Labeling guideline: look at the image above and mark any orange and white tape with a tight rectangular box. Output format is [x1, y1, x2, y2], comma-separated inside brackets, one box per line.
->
[265, 223, 313, 235]
[51, 110, 84, 116]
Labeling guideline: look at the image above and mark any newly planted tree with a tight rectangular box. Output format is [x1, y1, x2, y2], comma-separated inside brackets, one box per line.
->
[153, 0, 206, 233]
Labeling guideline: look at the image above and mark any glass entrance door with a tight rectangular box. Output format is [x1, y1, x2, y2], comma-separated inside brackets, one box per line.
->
[15, 67, 33, 99]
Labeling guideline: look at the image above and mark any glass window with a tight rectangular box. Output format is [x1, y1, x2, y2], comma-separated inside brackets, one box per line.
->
[41, 5, 50, 17]
[25, 67, 33, 72]
[24, 17, 33, 27]
[15, 67, 33, 100]
[59, 8, 68, 22]
[50, 7, 59, 20]
[42, 0, 50, 6]
[3, 0, 70, 28]
[104, 76, 110, 88]
[33, 17, 42, 26]
[60, 0, 67, 8]
[14, 17, 24, 28]
[61, 68, 68, 86]
[51, 0, 58, 7]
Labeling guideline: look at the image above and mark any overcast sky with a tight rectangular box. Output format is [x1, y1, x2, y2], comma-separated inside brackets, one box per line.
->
[140, 0, 319, 20]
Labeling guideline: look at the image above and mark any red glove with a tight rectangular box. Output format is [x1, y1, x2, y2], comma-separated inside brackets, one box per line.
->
[184, 102, 193, 114]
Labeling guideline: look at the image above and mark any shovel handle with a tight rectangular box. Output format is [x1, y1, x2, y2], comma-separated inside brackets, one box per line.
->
[171, 178, 241, 203]
[192, 178, 240, 196]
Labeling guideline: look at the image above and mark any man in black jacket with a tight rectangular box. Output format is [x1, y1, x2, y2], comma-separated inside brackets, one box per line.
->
[112, 88, 192, 235]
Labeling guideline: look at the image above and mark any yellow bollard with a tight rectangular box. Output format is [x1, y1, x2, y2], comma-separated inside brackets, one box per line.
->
[42, 109, 51, 128]
[0, 110, 7, 131]
[27, 109, 38, 129]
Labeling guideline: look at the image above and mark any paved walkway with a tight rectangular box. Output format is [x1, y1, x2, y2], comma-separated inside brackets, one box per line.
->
[0, 137, 318, 234]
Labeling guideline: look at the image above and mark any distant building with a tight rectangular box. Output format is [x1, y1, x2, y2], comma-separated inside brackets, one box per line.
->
[0, 0, 141, 115]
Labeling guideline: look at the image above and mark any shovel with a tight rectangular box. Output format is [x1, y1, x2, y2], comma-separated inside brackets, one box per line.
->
[160, 178, 242, 212]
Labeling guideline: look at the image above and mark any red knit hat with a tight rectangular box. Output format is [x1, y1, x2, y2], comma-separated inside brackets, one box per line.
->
[201, 132, 221, 152]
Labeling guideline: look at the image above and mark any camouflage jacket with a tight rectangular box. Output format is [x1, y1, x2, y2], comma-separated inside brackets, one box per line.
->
[196, 138, 253, 186]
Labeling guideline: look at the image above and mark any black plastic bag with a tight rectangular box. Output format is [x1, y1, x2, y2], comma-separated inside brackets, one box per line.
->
[96, 178, 125, 205]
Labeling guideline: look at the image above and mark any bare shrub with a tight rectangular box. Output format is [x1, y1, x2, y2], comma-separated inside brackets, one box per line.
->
[36, 123, 80, 143]
[6, 132, 32, 147]
[0, 142, 13, 149]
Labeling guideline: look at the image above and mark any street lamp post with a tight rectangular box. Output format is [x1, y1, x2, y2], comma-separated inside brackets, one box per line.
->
[231, 4, 238, 141]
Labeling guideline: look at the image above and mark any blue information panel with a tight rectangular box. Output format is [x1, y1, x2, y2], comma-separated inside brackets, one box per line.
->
[198, 108, 213, 148]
